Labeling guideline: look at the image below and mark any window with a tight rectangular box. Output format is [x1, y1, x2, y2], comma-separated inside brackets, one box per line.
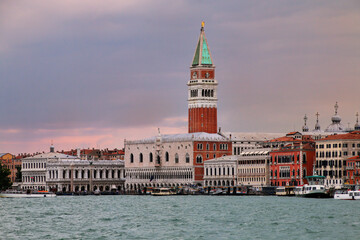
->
[197, 144, 203, 150]
[196, 155, 203, 164]
[130, 154, 134, 163]
[139, 153, 143, 163]
[149, 152, 153, 162]
[185, 153, 190, 163]
[343, 143, 348, 148]
[206, 144, 210, 150]
[165, 152, 169, 162]
[213, 144, 216, 151]
[175, 153, 179, 163]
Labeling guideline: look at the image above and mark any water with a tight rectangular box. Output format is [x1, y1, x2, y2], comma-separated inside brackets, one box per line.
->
[1, 196, 359, 240]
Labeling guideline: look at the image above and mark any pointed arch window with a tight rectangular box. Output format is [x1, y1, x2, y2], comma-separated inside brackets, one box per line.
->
[149, 152, 153, 162]
[175, 153, 179, 163]
[185, 153, 190, 163]
[165, 152, 169, 162]
[196, 155, 203, 164]
[130, 154, 134, 163]
[139, 153, 143, 163]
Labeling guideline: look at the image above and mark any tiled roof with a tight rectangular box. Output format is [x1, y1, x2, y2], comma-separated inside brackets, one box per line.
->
[127, 132, 228, 144]
[316, 131, 360, 141]
[268, 136, 301, 143]
[348, 156, 360, 160]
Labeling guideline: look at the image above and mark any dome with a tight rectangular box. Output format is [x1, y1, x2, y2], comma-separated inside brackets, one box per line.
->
[331, 114, 341, 123]
[325, 123, 345, 132]
[325, 102, 346, 132]
[302, 125, 309, 132]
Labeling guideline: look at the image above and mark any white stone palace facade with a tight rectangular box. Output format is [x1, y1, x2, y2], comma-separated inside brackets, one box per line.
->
[125, 132, 232, 190]
[21, 148, 78, 190]
[46, 159, 125, 192]
[203, 155, 237, 187]
[237, 149, 271, 187]
[21, 146, 125, 192]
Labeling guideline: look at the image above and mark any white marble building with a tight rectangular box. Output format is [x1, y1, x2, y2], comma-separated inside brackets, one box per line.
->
[203, 155, 237, 187]
[46, 159, 125, 192]
[125, 131, 232, 190]
[22, 145, 125, 192]
[21, 146, 78, 190]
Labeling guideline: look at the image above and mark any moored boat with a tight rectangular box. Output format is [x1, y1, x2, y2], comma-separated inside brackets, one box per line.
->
[151, 188, 176, 196]
[0, 190, 56, 198]
[295, 175, 330, 198]
[334, 190, 360, 200]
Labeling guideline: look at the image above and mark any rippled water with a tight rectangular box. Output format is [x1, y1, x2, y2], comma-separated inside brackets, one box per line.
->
[1, 196, 360, 239]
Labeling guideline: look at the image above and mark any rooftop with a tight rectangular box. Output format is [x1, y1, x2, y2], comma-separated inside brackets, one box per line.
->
[317, 131, 360, 141]
[126, 132, 229, 145]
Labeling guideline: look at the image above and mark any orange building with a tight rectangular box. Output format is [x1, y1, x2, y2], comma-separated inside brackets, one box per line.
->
[0, 153, 21, 183]
[345, 155, 360, 185]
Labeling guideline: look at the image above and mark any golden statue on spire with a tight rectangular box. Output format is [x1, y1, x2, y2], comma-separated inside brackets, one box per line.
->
[201, 21, 205, 28]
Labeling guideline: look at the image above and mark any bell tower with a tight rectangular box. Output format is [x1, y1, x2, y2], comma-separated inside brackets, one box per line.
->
[188, 22, 218, 133]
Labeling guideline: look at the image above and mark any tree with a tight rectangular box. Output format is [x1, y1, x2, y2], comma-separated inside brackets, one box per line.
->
[0, 163, 12, 190]
[15, 166, 22, 182]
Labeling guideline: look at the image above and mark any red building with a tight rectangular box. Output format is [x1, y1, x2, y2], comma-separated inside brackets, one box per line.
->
[193, 140, 232, 182]
[270, 142, 316, 186]
[188, 22, 217, 134]
[345, 155, 360, 185]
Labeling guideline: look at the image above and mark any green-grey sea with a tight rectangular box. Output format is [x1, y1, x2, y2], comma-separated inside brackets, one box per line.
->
[1, 195, 359, 240]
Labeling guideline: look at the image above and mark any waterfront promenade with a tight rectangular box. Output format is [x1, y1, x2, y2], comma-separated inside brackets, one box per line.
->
[1, 195, 359, 239]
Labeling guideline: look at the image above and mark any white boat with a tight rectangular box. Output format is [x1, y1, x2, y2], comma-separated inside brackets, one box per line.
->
[209, 188, 224, 195]
[0, 190, 56, 198]
[334, 190, 360, 200]
[294, 175, 330, 198]
[151, 188, 176, 196]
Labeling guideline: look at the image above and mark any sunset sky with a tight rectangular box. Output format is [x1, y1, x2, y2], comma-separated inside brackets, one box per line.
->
[1, 0, 360, 154]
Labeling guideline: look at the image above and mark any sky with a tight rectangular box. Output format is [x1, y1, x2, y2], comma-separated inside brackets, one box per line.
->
[1, 0, 360, 154]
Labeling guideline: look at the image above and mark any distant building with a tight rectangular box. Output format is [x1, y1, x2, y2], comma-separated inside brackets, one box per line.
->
[21, 145, 78, 190]
[315, 131, 360, 188]
[223, 132, 283, 155]
[237, 149, 271, 187]
[21, 145, 125, 192]
[203, 155, 237, 187]
[345, 155, 360, 185]
[270, 141, 316, 187]
[125, 132, 232, 190]
[61, 148, 124, 160]
[46, 159, 125, 192]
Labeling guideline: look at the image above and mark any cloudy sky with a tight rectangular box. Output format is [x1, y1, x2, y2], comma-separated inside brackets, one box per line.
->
[1, 0, 360, 154]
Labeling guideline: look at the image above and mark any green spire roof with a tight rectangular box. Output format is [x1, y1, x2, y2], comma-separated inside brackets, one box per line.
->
[192, 24, 213, 66]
